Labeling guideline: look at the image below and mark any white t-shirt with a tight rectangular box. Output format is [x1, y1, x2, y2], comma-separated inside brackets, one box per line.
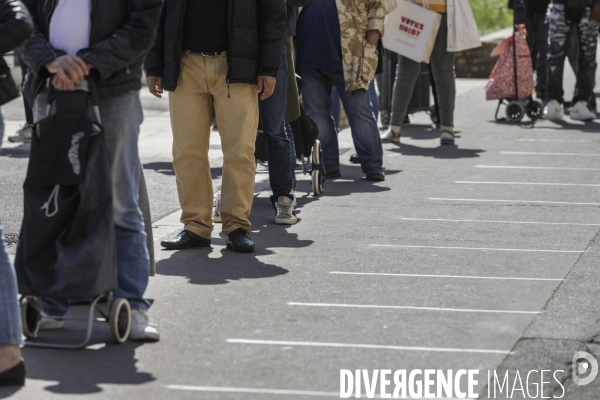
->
[49, 0, 91, 55]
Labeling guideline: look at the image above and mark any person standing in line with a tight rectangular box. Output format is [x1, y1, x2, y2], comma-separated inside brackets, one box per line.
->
[145, 0, 287, 252]
[0, 0, 32, 387]
[20, 0, 163, 341]
[380, 0, 480, 146]
[510, 0, 552, 102]
[259, 0, 311, 226]
[543, 0, 600, 121]
[295, 0, 386, 182]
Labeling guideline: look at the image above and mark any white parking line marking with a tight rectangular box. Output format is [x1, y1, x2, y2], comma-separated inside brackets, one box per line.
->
[475, 165, 600, 171]
[400, 217, 600, 226]
[456, 181, 600, 187]
[501, 151, 600, 157]
[329, 271, 564, 281]
[369, 244, 583, 253]
[429, 198, 600, 206]
[287, 302, 540, 315]
[163, 385, 470, 399]
[516, 138, 589, 143]
[164, 385, 341, 397]
[227, 339, 513, 355]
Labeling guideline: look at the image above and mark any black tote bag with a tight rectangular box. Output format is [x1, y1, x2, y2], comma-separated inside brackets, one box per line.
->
[15, 88, 117, 299]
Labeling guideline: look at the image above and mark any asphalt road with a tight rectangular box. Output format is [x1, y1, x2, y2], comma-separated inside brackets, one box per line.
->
[1, 62, 600, 399]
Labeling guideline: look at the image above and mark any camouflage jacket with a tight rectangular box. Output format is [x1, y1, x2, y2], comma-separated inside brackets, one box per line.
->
[335, 0, 386, 91]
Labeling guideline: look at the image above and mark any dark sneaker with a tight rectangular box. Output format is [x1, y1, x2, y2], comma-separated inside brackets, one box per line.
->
[226, 228, 255, 253]
[324, 166, 341, 179]
[366, 169, 385, 182]
[440, 130, 455, 145]
[161, 230, 211, 250]
[8, 123, 33, 143]
[349, 154, 360, 164]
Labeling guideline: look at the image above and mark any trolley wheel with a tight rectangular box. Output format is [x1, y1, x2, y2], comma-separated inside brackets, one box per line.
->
[21, 296, 41, 339]
[526, 99, 544, 120]
[109, 298, 131, 344]
[312, 169, 324, 195]
[506, 101, 525, 122]
[312, 140, 322, 166]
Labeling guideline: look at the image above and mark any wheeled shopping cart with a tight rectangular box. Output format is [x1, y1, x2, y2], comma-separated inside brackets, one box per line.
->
[254, 77, 324, 196]
[486, 21, 543, 123]
[15, 80, 152, 349]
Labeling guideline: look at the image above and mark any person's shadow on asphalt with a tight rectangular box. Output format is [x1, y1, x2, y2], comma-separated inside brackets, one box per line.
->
[390, 142, 485, 159]
[155, 196, 311, 285]
[0, 143, 31, 159]
[0, 340, 154, 397]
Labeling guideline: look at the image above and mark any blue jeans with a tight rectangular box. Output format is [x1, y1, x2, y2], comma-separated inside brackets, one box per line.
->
[260, 45, 294, 204]
[0, 225, 23, 346]
[301, 69, 383, 173]
[34, 90, 150, 315]
[331, 80, 379, 131]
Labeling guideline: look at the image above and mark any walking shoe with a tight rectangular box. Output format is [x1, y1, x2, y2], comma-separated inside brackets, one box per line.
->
[8, 123, 33, 143]
[380, 127, 401, 143]
[324, 166, 341, 179]
[569, 101, 595, 121]
[160, 230, 211, 250]
[39, 311, 64, 330]
[226, 228, 255, 253]
[349, 153, 360, 164]
[129, 309, 160, 342]
[0, 360, 25, 387]
[366, 169, 385, 181]
[212, 191, 222, 223]
[543, 100, 564, 120]
[440, 130, 455, 145]
[275, 196, 297, 225]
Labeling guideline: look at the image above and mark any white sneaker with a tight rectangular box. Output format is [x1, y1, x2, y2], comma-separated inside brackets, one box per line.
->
[543, 100, 564, 120]
[8, 123, 33, 143]
[129, 309, 160, 342]
[380, 127, 401, 143]
[275, 196, 297, 225]
[569, 101, 595, 121]
[39, 311, 64, 330]
[212, 191, 222, 223]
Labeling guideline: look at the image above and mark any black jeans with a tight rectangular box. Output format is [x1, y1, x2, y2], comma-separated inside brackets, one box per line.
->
[525, 12, 549, 100]
[546, 2, 599, 104]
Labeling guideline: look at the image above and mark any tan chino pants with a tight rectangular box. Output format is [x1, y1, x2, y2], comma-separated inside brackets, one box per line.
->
[169, 52, 258, 239]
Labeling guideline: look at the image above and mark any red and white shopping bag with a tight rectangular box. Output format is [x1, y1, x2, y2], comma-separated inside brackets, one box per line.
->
[382, 0, 442, 63]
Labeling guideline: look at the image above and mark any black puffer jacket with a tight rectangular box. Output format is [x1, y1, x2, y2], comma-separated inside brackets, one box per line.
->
[19, 0, 163, 104]
[144, 0, 287, 91]
[0, 0, 33, 106]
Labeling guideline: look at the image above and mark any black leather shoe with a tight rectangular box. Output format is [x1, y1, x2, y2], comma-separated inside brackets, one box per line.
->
[161, 230, 211, 250]
[349, 154, 360, 164]
[226, 228, 255, 253]
[324, 166, 341, 179]
[366, 169, 385, 182]
[0, 360, 25, 387]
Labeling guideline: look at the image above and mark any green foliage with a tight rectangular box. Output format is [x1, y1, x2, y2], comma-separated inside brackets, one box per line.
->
[470, 0, 514, 35]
